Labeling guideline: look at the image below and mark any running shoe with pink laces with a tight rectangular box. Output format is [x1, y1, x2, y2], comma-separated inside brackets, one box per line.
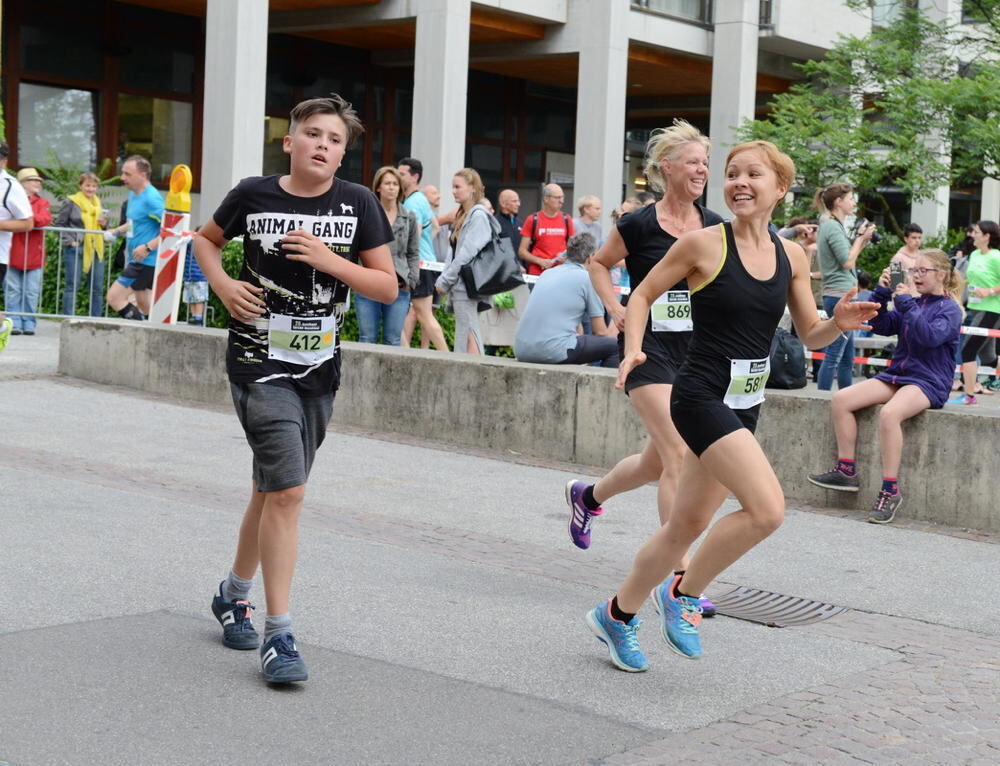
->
[565, 480, 602, 550]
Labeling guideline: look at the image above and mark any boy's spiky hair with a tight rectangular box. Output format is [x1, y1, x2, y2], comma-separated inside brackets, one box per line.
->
[289, 94, 364, 148]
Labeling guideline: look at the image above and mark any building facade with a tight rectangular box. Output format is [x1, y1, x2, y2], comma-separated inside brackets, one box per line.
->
[3, 0, 996, 230]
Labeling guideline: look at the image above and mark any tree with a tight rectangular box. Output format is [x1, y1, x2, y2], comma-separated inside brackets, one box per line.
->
[740, 0, 1000, 235]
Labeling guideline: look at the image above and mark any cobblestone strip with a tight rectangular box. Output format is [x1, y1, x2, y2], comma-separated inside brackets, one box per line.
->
[598, 610, 1000, 766]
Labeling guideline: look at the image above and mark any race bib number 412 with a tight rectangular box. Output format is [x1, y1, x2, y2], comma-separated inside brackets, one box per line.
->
[267, 313, 336, 365]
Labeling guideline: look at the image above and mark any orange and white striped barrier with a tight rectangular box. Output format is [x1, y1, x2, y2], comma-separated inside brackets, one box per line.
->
[806, 350, 997, 377]
[150, 165, 193, 325]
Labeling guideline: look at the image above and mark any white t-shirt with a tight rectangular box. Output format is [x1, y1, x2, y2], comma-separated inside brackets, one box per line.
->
[0, 170, 33, 266]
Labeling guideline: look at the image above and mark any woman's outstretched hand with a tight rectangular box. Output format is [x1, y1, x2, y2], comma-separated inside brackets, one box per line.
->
[833, 286, 879, 331]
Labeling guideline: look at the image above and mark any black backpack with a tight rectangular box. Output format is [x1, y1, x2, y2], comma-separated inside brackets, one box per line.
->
[767, 327, 807, 389]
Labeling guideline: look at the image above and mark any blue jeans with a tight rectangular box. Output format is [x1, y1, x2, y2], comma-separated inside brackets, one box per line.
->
[354, 290, 412, 346]
[62, 245, 106, 317]
[4, 267, 43, 331]
[818, 295, 855, 390]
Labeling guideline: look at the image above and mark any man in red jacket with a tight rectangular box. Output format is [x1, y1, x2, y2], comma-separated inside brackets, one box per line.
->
[7, 168, 52, 335]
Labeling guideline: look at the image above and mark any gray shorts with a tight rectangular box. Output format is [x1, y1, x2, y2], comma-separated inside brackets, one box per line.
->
[230, 382, 335, 492]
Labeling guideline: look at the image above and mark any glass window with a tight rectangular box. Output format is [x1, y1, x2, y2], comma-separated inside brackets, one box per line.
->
[633, 0, 711, 23]
[339, 148, 364, 186]
[18, 84, 98, 169]
[370, 128, 385, 169]
[393, 133, 411, 166]
[20, 10, 102, 80]
[395, 85, 413, 129]
[117, 95, 192, 184]
[372, 84, 386, 125]
[120, 47, 195, 96]
[303, 76, 364, 113]
[263, 116, 290, 176]
[524, 150, 543, 183]
[525, 97, 575, 151]
[466, 144, 503, 199]
[266, 62, 295, 114]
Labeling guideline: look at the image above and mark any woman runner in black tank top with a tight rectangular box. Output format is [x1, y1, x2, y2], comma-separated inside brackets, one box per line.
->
[670, 221, 792, 455]
[583, 141, 878, 672]
[571, 125, 724, 622]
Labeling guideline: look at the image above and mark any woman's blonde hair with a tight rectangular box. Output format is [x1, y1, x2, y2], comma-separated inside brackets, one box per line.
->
[450, 168, 485, 244]
[371, 166, 404, 210]
[644, 120, 710, 193]
[725, 140, 796, 193]
[919, 248, 966, 311]
[78, 171, 100, 187]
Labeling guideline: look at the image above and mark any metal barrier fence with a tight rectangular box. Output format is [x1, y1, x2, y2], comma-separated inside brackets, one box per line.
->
[2, 225, 211, 324]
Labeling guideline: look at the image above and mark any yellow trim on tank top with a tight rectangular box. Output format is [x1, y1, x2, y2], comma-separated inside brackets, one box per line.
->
[690, 223, 727, 295]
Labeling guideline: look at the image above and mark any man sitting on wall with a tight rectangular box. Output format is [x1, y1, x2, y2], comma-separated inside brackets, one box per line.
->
[514, 233, 619, 368]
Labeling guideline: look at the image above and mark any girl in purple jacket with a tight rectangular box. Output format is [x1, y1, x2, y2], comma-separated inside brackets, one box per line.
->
[808, 249, 964, 524]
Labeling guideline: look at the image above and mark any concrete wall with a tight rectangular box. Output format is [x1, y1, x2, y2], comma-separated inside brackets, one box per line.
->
[59, 319, 1000, 533]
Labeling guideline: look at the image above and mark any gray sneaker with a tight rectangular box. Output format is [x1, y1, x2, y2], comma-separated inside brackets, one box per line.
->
[868, 490, 902, 524]
[807, 468, 860, 492]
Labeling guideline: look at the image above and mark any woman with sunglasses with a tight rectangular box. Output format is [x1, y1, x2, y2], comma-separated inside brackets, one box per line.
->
[808, 249, 964, 524]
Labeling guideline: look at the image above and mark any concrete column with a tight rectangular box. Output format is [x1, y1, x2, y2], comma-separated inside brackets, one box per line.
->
[982, 178, 1000, 222]
[200, 0, 268, 222]
[907, 0, 958, 234]
[706, 0, 759, 212]
[411, 0, 471, 190]
[910, 174, 951, 235]
[571, 0, 629, 230]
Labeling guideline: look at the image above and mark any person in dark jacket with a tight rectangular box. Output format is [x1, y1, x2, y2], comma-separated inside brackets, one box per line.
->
[808, 249, 964, 524]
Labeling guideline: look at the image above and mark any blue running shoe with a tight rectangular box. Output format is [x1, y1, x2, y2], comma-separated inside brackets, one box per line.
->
[566, 480, 603, 550]
[260, 632, 308, 683]
[651, 575, 703, 659]
[211, 582, 259, 650]
[586, 600, 649, 672]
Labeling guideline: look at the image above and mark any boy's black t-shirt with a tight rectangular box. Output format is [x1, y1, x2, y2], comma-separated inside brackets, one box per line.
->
[213, 174, 392, 396]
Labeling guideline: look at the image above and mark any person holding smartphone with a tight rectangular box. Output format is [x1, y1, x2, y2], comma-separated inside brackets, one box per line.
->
[809, 249, 964, 523]
[814, 183, 877, 390]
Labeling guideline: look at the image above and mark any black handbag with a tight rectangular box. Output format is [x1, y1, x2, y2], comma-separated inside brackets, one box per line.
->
[766, 327, 807, 389]
[459, 226, 525, 299]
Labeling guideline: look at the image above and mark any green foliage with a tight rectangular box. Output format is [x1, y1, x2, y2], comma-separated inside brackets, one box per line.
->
[742, 1, 1000, 236]
[36, 151, 119, 202]
[854, 228, 969, 280]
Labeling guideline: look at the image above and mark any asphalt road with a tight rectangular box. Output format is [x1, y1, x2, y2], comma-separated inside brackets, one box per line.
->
[0, 320, 997, 765]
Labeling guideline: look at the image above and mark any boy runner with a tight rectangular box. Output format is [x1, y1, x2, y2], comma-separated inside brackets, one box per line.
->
[194, 95, 396, 683]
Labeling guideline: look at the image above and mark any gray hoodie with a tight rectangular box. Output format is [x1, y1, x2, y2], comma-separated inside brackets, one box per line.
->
[435, 203, 499, 296]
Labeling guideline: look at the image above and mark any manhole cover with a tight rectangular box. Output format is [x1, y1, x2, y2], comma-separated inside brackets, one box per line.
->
[711, 586, 848, 627]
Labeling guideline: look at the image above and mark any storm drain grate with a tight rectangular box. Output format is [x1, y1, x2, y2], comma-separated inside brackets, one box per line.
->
[710, 586, 849, 627]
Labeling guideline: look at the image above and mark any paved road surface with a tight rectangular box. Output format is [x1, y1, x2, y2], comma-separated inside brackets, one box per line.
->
[0, 321, 997, 765]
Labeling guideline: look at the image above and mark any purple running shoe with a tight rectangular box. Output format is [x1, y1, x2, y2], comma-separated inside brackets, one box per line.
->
[565, 479, 602, 550]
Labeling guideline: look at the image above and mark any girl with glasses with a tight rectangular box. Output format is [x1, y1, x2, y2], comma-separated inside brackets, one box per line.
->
[808, 249, 964, 523]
